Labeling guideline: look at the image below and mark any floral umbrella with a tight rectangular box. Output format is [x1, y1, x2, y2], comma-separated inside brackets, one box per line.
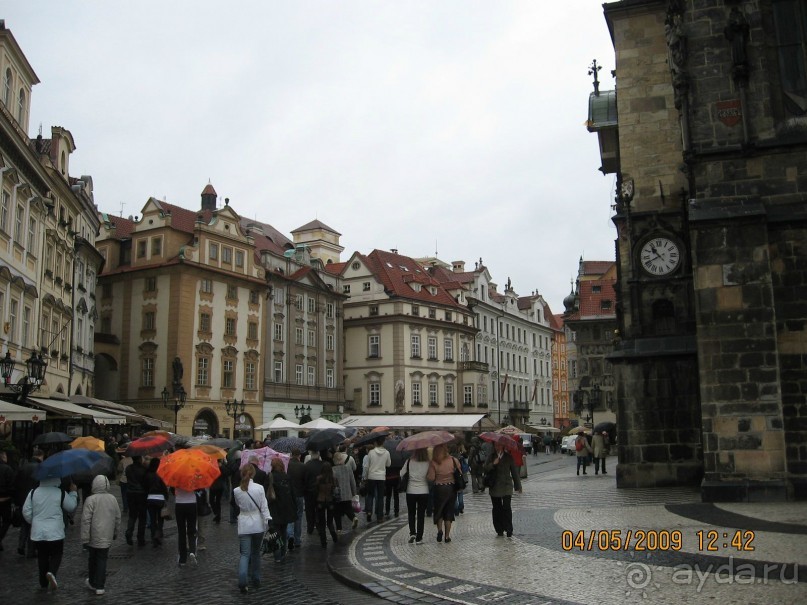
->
[396, 430, 456, 452]
[157, 448, 221, 492]
[70, 436, 106, 453]
[239, 446, 290, 473]
[478, 431, 521, 454]
[496, 425, 521, 435]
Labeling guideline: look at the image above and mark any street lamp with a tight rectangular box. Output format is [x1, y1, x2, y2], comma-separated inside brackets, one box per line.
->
[1, 350, 48, 402]
[294, 404, 312, 419]
[162, 385, 186, 433]
[225, 398, 245, 438]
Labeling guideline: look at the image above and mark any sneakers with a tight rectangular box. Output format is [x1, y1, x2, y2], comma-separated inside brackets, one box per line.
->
[46, 572, 58, 590]
[85, 578, 95, 592]
[415, 539, 423, 545]
[188, 552, 198, 566]
[352, 517, 359, 529]
[96, 589, 105, 595]
[408, 535, 416, 543]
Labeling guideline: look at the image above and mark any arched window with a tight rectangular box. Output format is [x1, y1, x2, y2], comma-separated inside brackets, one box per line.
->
[17, 88, 25, 124]
[3, 69, 11, 106]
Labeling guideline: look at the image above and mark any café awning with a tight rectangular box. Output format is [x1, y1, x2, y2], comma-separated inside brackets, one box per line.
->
[339, 414, 496, 431]
[0, 400, 47, 423]
[69, 395, 172, 429]
[28, 397, 126, 425]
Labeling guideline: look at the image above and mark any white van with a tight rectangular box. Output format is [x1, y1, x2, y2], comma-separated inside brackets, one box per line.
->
[518, 434, 533, 454]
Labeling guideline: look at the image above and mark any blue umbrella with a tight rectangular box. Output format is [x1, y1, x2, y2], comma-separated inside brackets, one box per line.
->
[35, 448, 106, 480]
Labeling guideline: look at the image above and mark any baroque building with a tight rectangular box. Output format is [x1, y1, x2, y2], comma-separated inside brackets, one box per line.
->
[590, 0, 807, 500]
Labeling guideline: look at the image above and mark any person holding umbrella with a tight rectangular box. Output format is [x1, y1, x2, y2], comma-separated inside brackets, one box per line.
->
[481, 435, 522, 538]
[400, 447, 430, 544]
[22, 469, 78, 590]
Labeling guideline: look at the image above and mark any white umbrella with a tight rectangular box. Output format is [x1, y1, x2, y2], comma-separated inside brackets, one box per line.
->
[298, 417, 346, 430]
[255, 417, 300, 431]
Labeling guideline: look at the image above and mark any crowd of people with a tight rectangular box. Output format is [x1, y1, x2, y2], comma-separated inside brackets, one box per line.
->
[0, 429, 536, 596]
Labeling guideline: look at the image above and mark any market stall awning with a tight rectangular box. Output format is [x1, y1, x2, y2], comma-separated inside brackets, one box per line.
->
[28, 397, 126, 425]
[340, 414, 496, 431]
[68, 395, 172, 428]
[0, 400, 47, 423]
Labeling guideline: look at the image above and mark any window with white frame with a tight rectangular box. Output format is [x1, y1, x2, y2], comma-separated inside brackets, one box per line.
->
[343, 284, 351, 294]
[411, 334, 421, 358]
[326, 334, 334, 351]
[274, 288, 284, 304]
[444, 338, 454, 361]
[15, 203, 23, 241]
[209, 242, 218, 260]
[412, 382, 422, 405]
[22, 305, 31, 348]
[0, 190, 8, 232]
[274, 361, 283, 383]
[295, 327, 304, 345]
[201, 279, 213, 294]
[461, 343, 470, 362]
[245, 361, 256, 389]
[227, 284, 238, 300]
[307, 297, 315, 314]
[428, 308, 436, 319]
[368, 334, 380, 358]
[464, 385, 473, 406]
[142, 357, 154, 387]
[249, 290, 259, 305]
[428, 337, 437, 360]
[200, 312, 211, 333]
[143, 311, 155, 331]
[274, 323, 283, 341]
[28, 217, 36, 252]
[295, 295, 303, 311]
[369, 382, 380, 406]
[223, 359, 234, 388]
[295, 364, 304, 385]
[477, 384, 488, 405]
[248, 321, 258, 340]
[445, 384, 454, 407]
[151, 237, 162, 256]
[197, 356, 209, 386]
[307, 330, 315, 346]
[235, 250, 245, 268]
[411, 304, 419, 316]
[308, 365, 315, 386]
[222, 246, 232, 264]
[2, 69, 10, 107]
[428, 383, 438, 406]
[8, 299, 18, 341]
[326, 368, 334, 388]
[362, 281, 371, 292]
[326, 302, 334, 318]
[225, 317, 236, 336]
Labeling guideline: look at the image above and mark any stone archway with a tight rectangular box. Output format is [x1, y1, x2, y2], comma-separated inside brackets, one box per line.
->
[192, 408, 219, 438]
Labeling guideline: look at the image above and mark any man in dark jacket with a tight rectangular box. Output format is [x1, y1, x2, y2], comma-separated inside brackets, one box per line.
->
[285, 449, 305, 549]
[302, 450, 324, 536]
[14, 448, 43, 556]
[0, 450, 15, 552]
[123, 456, 148, 546]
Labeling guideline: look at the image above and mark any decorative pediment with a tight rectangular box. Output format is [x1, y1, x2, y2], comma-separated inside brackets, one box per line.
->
[244, 349, 260, 361]
[221, 345, 239, 358]
[139, 341, 158, 355]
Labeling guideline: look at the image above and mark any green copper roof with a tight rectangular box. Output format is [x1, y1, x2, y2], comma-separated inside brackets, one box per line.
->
[587, 90, 618, 131]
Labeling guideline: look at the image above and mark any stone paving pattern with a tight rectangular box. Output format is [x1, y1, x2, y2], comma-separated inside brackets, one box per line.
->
[1, 453, 805, 605]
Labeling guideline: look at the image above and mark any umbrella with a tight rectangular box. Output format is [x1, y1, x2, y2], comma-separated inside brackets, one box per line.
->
[157, 448, 221, 491]
[239, 447, 290, 473]
[205, 438, 240, 449]
[304, 428, 346, 451]
[353, 431, 389, 448]
[496, 425, 521, 435]
[190, 444, 227, 460]
[254, 418, 300, 431]
[71, 452, 116, 484]
[478, 431, 521, 454]
[35, 448, 106, 480]
[371, 426, 390, 433]
[396, 430, 456, 452]
[70, 436, 106, 452]
[125, 435, 172, 457]
[593, 421, 616, 434]
[266, 436, 307, 454]
[298, 418, 346, 431]
[33, 432, 72, 446]
[568, 426, 591, 435]
[142, 430, 172, 439]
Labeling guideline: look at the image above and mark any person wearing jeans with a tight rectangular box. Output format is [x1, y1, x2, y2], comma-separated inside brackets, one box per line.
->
[173, 488, 198, 566]
[400, 449, 430, 543]
[232, 464, 271, 594]
[362, 439, 390, 522]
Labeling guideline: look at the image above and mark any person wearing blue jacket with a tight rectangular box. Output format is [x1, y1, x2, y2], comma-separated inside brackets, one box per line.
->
[22, 476, 78, 590]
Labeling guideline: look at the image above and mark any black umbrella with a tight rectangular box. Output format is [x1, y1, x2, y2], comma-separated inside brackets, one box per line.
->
[304, 428, 346, 451]
[353, 431, 389, 448]
[205, 438, 241, 449]
[266, 437, 307, 454]
[384, 439, 410, 467]
[70, 452, 116, 484]
[593, 421, 616, 434]
[33, 432, 72, 446]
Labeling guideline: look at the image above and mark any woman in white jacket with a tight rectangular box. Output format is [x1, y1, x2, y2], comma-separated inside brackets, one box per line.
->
[80, 475, 122, 595]
[232, 464, 271, 594]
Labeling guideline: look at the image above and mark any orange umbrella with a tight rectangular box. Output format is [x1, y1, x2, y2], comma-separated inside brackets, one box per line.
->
[70, 436, 106, 453]
[190, 444, 227, 460]
[157, 448, 221, 491]
[142, 430, 172, 439]
[371, 426, 390, 433]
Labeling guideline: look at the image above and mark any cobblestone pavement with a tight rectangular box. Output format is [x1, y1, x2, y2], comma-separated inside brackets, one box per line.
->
[2, 453, 805, 605]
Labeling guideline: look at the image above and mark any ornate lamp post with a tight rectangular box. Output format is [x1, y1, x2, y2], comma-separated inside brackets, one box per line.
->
[161, 385, 186, 433]
[225, 398, 245, 439]
[1, 350, 48, 403]
[294, 404, 312, 424]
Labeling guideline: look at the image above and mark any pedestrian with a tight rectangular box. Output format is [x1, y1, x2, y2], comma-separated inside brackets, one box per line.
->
[400, 447, 430, 544]
[384, 452, 401, 519]
[543, 433, 552, 455]
[115, 451, 132, 513]
[0, 450, 15, 552]
[425, 444, 460, 543]
[173, 485, 199, 566]
[13, 447, 43, 557]
[575, 433, 593, 475]
[209, 459, 226, 523]
[123, 455, 148, 546]
[22, 476, 79, 590]
[266, 457, 295, 562]
[483, 441, 522, 538]
[227, 448, 242, 524]
[592, 431, 609, 475]
[362, 437, 390, 523]
[331, 451, 358, 532]
[285, 448, 305, 550]
[232, 464, 270, 594]
[315, 462, 339, 547]
[455, 451, 470, 515]
[80, 475, 122, 595]
[302, 450, 324, 536]
[144, 458, 168, 547]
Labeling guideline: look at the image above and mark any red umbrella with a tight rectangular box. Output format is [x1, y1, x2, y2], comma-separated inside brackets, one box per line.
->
[479, 431, 521, 454]
[157, 448, 221, 491]
[125, 435, 171, 457]
[396, 430, 456, 452]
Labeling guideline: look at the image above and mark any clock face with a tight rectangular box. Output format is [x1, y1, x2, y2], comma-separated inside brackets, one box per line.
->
[640, 237, 681, 276]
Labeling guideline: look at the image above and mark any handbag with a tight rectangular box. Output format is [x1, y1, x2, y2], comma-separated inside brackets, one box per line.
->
[397, 459, 410, 493]
[452, 458, 467, 492]
[483, 469, 496, 489]
[351, 494, 362, 513]
[196, 489, 212, 517]
[260, 527, 280, 554]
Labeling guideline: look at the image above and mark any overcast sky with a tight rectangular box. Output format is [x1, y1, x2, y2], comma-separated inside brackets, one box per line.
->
[5, 1, 618, 313]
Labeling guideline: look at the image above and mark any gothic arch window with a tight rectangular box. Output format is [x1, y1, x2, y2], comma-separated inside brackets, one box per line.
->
[652, 299, 676, 335]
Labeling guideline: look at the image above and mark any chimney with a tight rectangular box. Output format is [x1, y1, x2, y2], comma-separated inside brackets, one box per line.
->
[452, 260, 465, 273]
[201, 182, 217, 212]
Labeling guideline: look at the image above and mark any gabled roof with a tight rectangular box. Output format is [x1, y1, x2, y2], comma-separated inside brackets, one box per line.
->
[427, 264, 477, 286]
[363, 249, 463, 308]
[148, 199, 212, 233]
[291, 219, 341, 236]
[103, 214, 136, 239]
[324, 261, 346, 276]
[580, 260, 614, 277]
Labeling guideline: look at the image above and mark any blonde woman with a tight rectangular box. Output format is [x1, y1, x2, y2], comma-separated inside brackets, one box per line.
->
[425, 444, 460, 543]
[232, 464, 271, 594]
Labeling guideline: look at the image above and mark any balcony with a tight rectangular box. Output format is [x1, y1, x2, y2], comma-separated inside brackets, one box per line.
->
[459, 361, 489, 372]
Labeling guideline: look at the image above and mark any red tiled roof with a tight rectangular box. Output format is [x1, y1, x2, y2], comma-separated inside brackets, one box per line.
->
[428, 265, 477, 285]
[580, 261, 614, 277]
[151, 200, 213, 233]
[549, 313, 565, 331]
[104, 214, 136, 239]
[324, 261, 346, 276]
[364, 250, 463, 308]
[201, 183, 217, 196]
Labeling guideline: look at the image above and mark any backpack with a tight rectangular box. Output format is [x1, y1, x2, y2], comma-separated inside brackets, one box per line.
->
[575, 437, 585, 452]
